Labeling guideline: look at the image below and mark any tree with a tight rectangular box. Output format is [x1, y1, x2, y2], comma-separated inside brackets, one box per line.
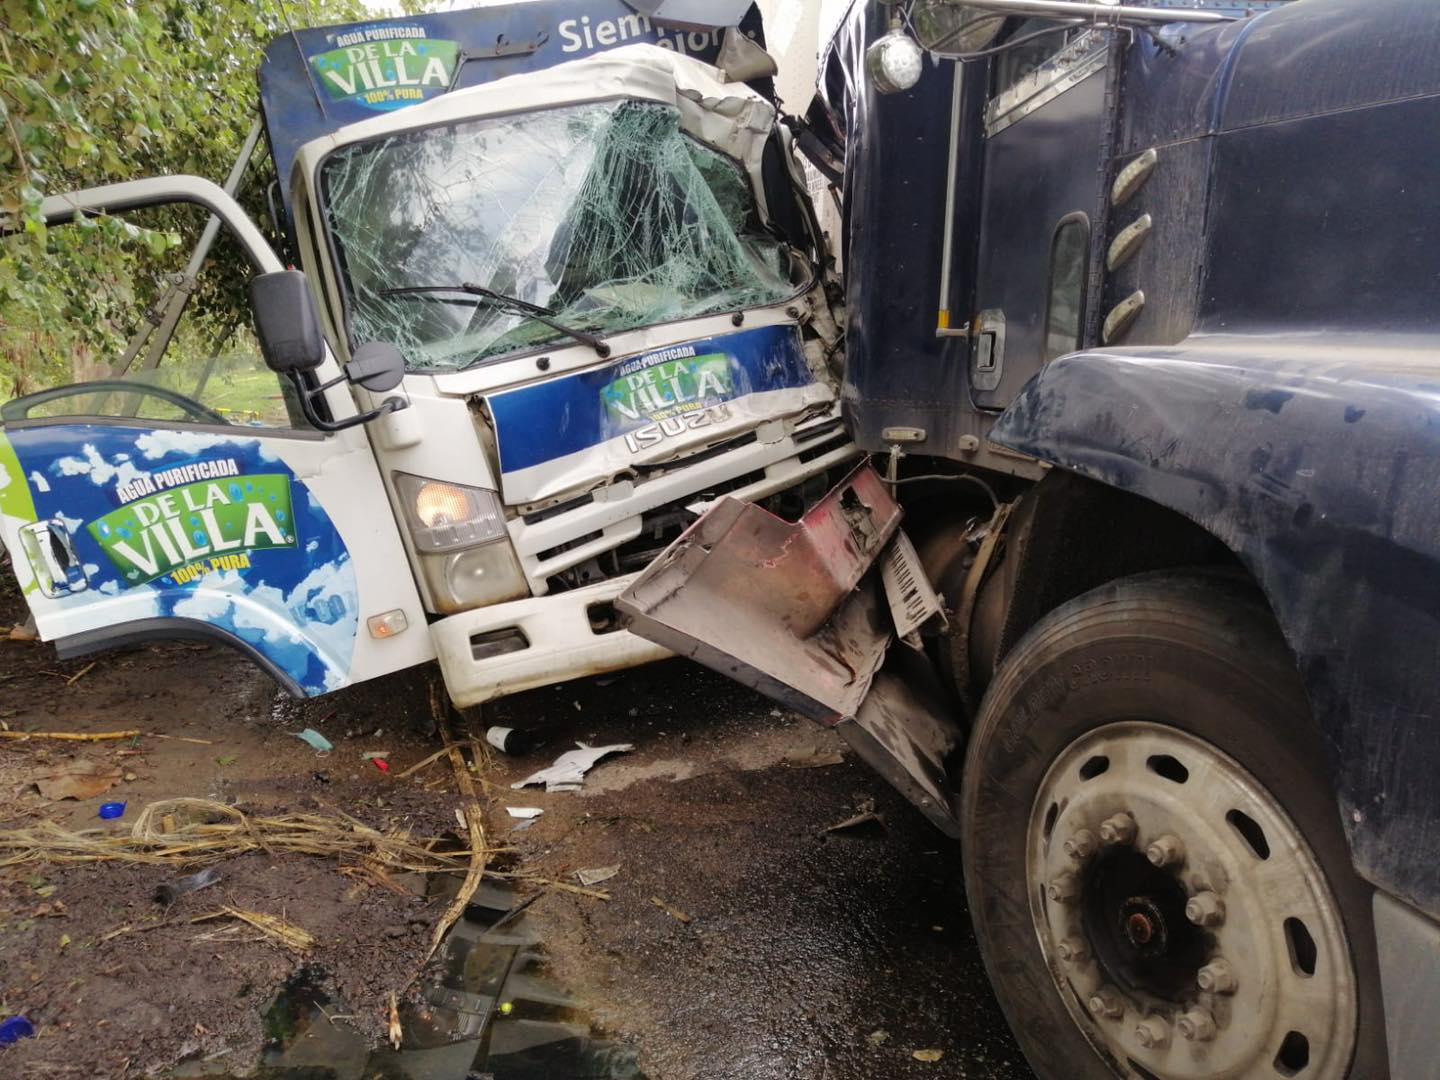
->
[0, 0, 370, 395]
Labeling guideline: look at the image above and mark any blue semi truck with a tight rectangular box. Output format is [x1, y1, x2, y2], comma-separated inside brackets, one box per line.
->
[618, 1, 1440, 1077]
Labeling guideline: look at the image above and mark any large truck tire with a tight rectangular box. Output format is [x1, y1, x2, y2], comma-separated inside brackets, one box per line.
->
[960, 571, 1388, 1080]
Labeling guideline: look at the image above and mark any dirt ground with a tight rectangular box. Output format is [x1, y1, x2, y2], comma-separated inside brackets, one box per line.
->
[0, 556, 1032, 1080]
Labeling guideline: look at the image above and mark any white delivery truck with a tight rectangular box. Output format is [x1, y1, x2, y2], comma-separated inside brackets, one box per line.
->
[0, 1, 852, 706]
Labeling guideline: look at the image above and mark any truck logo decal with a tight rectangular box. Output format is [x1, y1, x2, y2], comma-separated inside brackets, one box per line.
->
[601, 349, 734, 424]
[485, 325, 818, 493]
[308, 33, 458, 112]
[88, 468, 296, 585]
[2, 428, 359, 696]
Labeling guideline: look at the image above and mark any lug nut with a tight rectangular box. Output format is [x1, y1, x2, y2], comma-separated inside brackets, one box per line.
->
[1088, 987, 1124, 1020]
[1134, 1016, 1171, 1050]
[1145, 833, 1185, 867]
[1099, 812, 1138, 846]
[1055, 937, 1089, 963]
[1047, 871, 1080, 904]
[1197, 958, 1238, 994]
[1177, 1007, 1217, 1042]
[1185, 890, 1226, 927]
[1063, 829, 1097, 861]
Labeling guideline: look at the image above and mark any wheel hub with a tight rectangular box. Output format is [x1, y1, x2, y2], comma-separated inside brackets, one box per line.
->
[1027, 722, 1357, 1079]
[1121, 898, 1163, 951]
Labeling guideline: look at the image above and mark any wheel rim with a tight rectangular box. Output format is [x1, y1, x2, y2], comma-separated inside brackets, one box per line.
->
[1026, 722, 1357, 1079]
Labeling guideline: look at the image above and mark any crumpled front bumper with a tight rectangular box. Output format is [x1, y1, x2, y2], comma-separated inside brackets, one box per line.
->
[431, 574, 670, 708]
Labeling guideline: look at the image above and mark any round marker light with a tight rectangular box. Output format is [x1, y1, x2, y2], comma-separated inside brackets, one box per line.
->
[414, 481, 470, 528]
[866, 22, 924, 94]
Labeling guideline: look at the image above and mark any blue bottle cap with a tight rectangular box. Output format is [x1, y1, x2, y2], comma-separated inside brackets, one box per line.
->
[98, 802, 127, 820]
[0, 1015, 35, 1044]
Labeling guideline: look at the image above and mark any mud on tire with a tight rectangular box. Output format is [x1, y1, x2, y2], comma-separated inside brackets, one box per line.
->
[959, 571, 1388, 1080]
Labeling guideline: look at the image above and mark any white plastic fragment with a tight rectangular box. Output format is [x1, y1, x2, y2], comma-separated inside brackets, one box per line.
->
[511, 742, 635, 793]
[506, 806, 545, 819]
[576, 865, 620, 887]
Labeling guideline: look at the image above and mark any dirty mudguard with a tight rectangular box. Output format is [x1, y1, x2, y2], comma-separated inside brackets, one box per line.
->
[617, 461, 964, 835]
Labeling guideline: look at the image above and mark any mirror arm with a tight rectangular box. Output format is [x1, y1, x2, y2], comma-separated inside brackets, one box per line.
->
[286, 371, 408, 433]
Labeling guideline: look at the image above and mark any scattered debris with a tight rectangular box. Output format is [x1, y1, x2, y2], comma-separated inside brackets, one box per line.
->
[290, 728, 334, 753]
[97, 801, 126, 820]
[148, 733, 214, 745]
[361, 751, 390, 760]
[30, 759, 123, 801]
[912, 1048, 944, 1063]
[867, 1029, 890, 1047]
[649, 896, 694, 924]
[387, 990, 402, 1050]
[214, 755, 238, 767]
[783, 746, 846, 769]
[154, 867, 223, 905]
[576, 865, 620, 887]
[193, 906, 314, 952]
[0, 728, 140, 743]
[425, 685, 488, 962]
[64, 660, 97, 686]
[7, 616, 38, 642]
[506, 807, 544, 819]
[485, 869, 612, 901]
[485, 725, 534, 755]
[0, 1015, 35, 1045]
[0, 797, 490, 872]
[823, 797, 884, 835]
[372, 758, 390, 773]
[511, 742, 634, 793]
[395, 740, 481, 779]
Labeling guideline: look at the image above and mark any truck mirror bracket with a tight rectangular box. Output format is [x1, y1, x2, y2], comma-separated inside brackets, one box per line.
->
[286, 370, 408, 434]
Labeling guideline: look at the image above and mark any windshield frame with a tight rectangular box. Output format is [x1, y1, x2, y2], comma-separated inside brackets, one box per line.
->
[313, 95, 813, 374]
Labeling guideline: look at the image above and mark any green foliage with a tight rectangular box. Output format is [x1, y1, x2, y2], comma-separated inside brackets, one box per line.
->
[0, 0, 370, 397]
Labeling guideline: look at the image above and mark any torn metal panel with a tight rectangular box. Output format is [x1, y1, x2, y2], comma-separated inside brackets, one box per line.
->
[617, 462, 900, 721]
[618, 461, 964, 832]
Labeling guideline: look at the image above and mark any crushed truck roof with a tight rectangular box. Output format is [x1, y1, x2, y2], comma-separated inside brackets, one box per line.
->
[258, 0, 764, 214]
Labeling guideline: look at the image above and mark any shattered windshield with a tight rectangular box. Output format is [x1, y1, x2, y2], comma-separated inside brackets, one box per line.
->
[321, 99, 799, 371]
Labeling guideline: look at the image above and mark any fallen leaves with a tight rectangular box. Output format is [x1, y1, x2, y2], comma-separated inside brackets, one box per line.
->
[30, 759, 123, 801]
[912, 1048, 944, 1063]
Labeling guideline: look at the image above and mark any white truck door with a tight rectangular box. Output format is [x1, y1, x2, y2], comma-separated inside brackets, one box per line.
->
[0, 178, 434, 695]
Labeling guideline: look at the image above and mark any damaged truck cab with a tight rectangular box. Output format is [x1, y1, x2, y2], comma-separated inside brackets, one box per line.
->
[619, 1, 1440, 1077]
[0, 3, 852, 705]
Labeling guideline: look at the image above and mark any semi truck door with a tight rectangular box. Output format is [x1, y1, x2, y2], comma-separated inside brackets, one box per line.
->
[967, 22, 1110, 410]
[0, 179, 433, 695]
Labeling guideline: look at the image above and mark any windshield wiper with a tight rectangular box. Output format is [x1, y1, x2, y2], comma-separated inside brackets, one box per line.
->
[377, 282, 611, 358]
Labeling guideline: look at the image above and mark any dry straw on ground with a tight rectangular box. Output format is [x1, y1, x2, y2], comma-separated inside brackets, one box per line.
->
[0, 796, 491, 873]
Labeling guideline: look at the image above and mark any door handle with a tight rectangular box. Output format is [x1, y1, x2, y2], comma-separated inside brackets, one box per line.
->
[18, 518, 90, 598]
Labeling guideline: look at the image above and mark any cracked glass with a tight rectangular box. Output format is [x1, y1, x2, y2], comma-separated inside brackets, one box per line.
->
[321, 99, 799, 371]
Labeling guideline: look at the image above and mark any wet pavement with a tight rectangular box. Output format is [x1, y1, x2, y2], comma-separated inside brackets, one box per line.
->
[474, 658, 1036, 1080]
[175, 883, 646, 1080]
[2, 544, 1034, 1080]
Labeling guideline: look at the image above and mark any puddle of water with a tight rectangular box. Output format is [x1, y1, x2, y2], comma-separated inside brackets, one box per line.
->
[173, 884, 644, 1080]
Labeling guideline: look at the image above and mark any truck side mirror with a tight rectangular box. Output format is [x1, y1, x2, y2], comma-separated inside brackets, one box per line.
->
[347, 341, 405, 394]
[250, 270, 325, 375]
[249, 271, 409, 433]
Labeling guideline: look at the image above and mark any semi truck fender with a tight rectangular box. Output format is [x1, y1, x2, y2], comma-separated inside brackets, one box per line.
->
[987, 336, 1440, 924]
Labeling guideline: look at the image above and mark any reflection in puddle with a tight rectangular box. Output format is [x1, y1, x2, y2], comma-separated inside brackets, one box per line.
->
[176, 883, 644, 1079]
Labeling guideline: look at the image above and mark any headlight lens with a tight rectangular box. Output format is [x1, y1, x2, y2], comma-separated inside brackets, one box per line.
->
[414, 481, 471, 528]
[394, 473, 508, 553]
[392, 473, 529, 613]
